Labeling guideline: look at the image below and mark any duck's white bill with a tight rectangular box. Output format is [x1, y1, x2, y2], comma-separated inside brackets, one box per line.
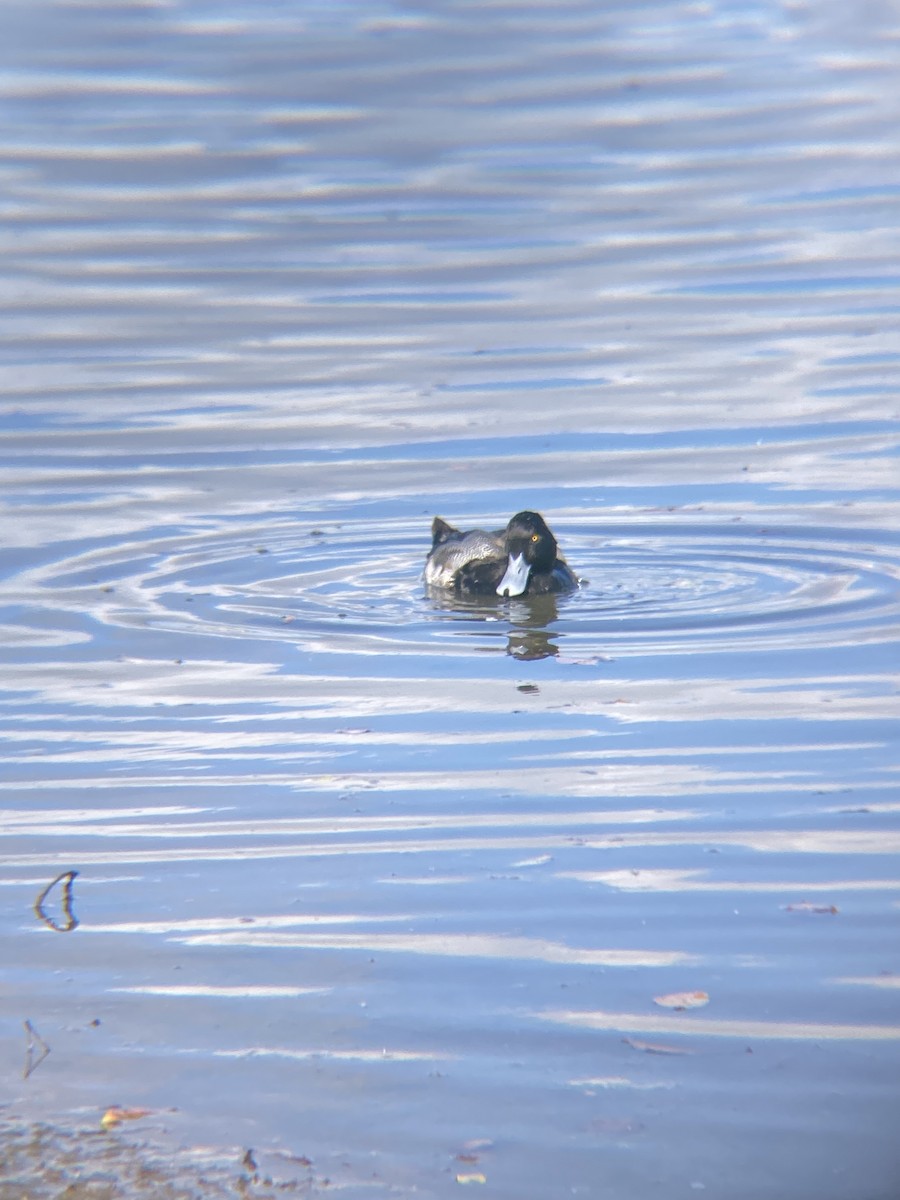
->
[496, 552, 530, 597]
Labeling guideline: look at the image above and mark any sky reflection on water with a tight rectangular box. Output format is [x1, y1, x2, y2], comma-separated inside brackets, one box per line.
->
[1, 1, 900, 1198]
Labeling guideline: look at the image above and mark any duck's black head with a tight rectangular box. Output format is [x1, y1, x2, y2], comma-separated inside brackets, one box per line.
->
[496, 511, 558, 597]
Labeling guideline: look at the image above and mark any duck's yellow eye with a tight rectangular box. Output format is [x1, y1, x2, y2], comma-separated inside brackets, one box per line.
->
[531, 533, 540, 543]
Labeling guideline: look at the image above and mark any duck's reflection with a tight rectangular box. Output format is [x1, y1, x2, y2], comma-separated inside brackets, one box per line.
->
[506, 594, 561, 660]
[425, 589, 562, 660]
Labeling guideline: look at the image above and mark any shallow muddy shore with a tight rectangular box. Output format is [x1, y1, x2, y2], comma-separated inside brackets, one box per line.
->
[0, 1112, 318, 1199]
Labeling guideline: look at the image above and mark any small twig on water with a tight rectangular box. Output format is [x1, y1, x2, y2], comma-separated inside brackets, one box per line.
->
[23, 1020, 51, 1079]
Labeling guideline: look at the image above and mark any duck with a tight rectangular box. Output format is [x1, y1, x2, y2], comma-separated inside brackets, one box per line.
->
[424, 510, 578, 598]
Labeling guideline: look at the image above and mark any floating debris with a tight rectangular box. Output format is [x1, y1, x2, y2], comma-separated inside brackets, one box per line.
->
[623, 1036, 694, 1056]
[784, 902, 839, 915]
[653, 990, 710, 1011]
[23, 1020, 51, 1079]
[34, 871, 79, 933]
[101, 1106, 152, 1131]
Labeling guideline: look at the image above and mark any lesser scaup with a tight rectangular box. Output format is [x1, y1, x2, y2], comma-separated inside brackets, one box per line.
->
[424, 511, 578, 597]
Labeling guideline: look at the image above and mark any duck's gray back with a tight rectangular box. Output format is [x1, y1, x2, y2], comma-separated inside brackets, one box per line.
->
[424, 529, 504, 588]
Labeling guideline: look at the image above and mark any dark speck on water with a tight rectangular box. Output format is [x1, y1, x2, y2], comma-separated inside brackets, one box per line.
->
[1, 1, 900, 1198]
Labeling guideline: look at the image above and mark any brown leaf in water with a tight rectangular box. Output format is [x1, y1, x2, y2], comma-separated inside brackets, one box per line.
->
[623, 1037, 693, 1056]
[653, 990, 709, 1011]
[101, 1106, 152, 1130]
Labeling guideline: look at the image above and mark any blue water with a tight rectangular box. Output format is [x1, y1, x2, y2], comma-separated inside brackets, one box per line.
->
[2, 1, 900, 1197]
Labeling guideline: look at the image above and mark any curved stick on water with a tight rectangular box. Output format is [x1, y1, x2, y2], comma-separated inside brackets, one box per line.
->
[34, 870, 79, 932]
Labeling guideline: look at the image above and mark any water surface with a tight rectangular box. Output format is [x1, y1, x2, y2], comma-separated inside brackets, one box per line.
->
[2, 2, 900, 1197]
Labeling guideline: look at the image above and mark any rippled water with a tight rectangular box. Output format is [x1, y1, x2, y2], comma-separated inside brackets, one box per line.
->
[2, 1, 900, 1198]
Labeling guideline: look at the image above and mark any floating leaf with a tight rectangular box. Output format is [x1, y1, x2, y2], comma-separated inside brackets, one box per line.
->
[456, 1173, 487, 1185]
[653, 990, 709, 1011]
[101, 1106, 152, 1130]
